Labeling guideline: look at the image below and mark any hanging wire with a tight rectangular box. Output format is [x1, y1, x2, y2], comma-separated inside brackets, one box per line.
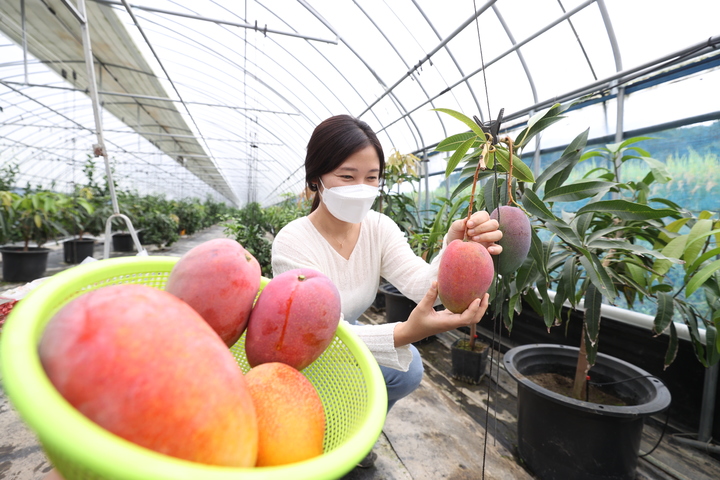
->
[472, 2, 500, 479]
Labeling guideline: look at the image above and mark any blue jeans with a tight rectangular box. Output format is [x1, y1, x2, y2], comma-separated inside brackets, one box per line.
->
[380, 344, 424, 411]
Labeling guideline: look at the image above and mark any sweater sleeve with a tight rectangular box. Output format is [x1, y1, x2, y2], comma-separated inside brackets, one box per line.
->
[377, 213, 450, 304]
[345, 321, 413, 371]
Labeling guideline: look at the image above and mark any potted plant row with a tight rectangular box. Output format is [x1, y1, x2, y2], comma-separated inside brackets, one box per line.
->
[0, 190, 69, 282]
[433, 104, 720, 480]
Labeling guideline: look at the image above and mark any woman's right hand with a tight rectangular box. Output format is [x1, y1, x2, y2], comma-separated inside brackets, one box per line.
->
[392, 282, 488, 347]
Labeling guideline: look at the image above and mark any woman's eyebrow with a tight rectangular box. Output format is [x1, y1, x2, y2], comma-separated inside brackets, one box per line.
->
[335, 166, 380, 173]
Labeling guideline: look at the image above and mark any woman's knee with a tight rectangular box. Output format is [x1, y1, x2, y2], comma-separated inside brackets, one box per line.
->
[382, 345, 424, 408]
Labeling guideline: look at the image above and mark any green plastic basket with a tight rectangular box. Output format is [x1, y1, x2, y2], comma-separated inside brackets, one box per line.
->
[0, 256, 387, 480]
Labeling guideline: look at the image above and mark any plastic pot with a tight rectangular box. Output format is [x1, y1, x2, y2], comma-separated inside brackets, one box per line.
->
[63, 238, 95, 264]
[450, 339, 489, 384]
[0, 246, 50, 282]
[504, 344, 672, 480]
[112, 233, 134, 252]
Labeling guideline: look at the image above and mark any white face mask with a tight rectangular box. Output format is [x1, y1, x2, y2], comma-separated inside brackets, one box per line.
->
[319, 178, 379, 224]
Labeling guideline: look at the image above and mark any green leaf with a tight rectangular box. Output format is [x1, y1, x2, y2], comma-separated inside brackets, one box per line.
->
[587, 225, 629, 244]
[664, 322, 679, 368]
[433, 108, 487, 139]
[579, 253, 616, 298]
[653, 235, 688, 278]
[435, 132, 477, 152]
[576, 200, 678, 221]
[450, 175, 475, 200]
[684, 228, 720, 260]
[572, 212, 593, 240]
[529, 228, 548, 277]
[523, 288, 543, 317]
[686, 259, 720, 297]
[494, 148, 535, 183]
[544, 180, 615, 203]
[653, 292, 674, 335]
[640, 156, 672, 184]
[514, 104, 567, 149]
[483, 176, 507, 212]
[686, 247, 720, 277]
[536, 278, 555, 329]
[545, 219, 583, 248]
[584, 283, 602, 345]
[542, 129, 589, 193]
[445, 135, 476, 178]
[586, 239, 682, 262]
[521, 189, 556, 222]
[684, 219, 713, 265]
[514, 256, 537, 292]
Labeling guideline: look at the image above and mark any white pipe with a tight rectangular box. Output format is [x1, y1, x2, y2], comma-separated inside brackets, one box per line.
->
[546, 290, 705, 345]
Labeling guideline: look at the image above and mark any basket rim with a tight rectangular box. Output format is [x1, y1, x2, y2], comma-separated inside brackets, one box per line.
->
[1, 256, 387, 480]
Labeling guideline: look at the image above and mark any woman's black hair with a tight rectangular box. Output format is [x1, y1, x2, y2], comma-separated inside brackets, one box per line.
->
[305, 115, 384, 212]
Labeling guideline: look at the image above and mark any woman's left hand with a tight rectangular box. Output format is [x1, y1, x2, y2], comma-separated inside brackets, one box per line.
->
[393, 282, 489, 347]
[446, 211, 503, 255]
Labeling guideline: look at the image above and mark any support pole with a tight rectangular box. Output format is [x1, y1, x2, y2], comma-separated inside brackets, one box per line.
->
[21, 0, 28, 84]
[72, 0, 145, 258]
[698, 362, 718, 443]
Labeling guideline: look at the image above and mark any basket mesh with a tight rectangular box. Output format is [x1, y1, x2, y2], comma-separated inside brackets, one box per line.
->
[4, 257, 383, 480]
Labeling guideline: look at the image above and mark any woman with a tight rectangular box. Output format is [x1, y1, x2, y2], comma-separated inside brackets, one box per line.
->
[272, 115, 503, 415]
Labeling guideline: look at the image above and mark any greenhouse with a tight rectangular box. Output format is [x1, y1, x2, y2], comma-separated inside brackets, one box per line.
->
[1, 1, 719, 479]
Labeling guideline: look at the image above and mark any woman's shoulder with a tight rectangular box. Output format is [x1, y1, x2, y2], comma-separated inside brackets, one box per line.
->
[364, 210, 404, 236]
[274, 216, 313, 243]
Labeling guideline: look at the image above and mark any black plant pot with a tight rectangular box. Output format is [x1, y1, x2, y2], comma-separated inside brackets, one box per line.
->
[504, 344, 672, 480]
[63, 238, 95, 264]
[0, 246, 50, 282]
[379, 283, 416, 323]
[451, 339, 490, 384]
[112, 233, 134, 252]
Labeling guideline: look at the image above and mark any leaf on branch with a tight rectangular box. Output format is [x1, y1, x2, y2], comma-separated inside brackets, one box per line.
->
[576, 199, 678, 221]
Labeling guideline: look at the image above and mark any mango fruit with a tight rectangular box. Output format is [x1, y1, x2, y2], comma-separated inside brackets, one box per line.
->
[245, 362, 325, 466]
[245, 268, 340, 370]
[490, 206, 532, 276]
[39, 284, 258, 467]
[437, 239, 494, 313]
[165, 238, 261, 347]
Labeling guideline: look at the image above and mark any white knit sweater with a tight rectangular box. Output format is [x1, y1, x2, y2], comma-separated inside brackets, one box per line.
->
[272, 210, 446, 371]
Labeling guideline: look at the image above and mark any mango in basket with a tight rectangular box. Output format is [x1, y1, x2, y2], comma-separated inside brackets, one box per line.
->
[166, 238, 261, 347]
[38, 283, 259, 467]
[245, 268, 341, 370]
[245, 362, 325, 466]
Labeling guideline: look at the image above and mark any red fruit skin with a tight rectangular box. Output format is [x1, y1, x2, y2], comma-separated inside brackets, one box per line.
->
[38, 284, 258, 467]
[165, 238, 261, 347]
[245, 268, 341, 370]
[437, 239, 495, 313]
[490, 206, 532, 276]
[245, 362, 325, 466]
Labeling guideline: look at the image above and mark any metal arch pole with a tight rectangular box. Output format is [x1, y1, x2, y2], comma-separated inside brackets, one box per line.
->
[72, 0, 146, 258]
[597, 0, 624, 190]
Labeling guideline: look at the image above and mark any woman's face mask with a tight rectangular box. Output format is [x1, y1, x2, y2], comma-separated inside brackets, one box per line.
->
[319, 178, 379, 224]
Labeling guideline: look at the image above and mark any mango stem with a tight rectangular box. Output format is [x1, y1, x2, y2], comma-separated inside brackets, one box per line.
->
[464, 136, 492, 241]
